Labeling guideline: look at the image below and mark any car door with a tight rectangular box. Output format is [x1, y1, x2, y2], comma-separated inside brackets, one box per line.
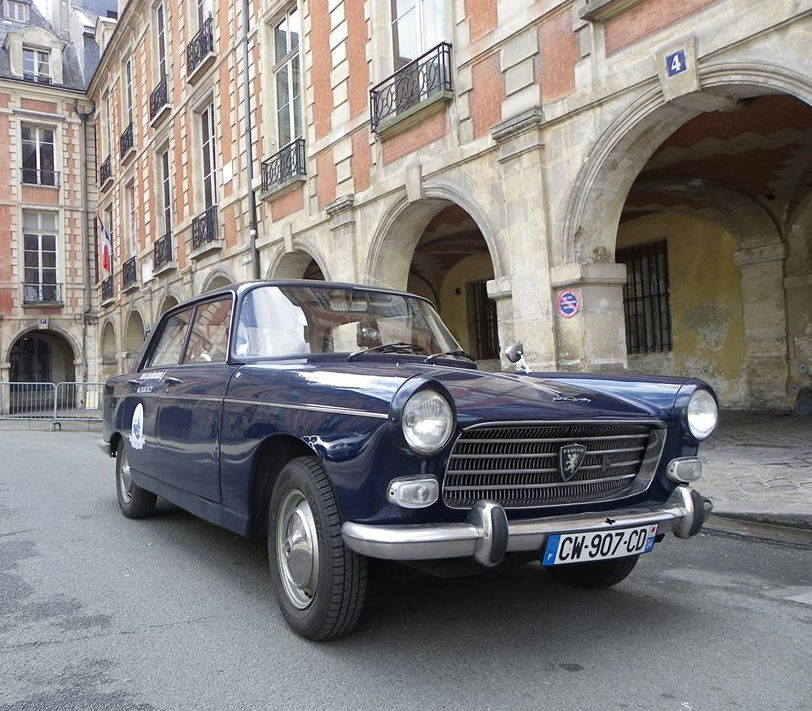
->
[124, 306, 194, 479]
[155, 296, 235, 502]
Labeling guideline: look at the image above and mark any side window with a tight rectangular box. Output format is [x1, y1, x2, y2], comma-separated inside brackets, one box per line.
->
[148, 307, 193, 367]
[183, 297, 232, 364]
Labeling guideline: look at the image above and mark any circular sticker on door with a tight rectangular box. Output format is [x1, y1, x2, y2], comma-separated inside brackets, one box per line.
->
[131, 403, 145, 450]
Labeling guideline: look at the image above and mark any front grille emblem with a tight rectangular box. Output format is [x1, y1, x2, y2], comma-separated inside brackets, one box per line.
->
[559, 443, 587, 481]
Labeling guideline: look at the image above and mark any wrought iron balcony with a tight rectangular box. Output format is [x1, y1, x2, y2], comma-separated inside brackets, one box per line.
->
[23, 72, 52, 85]
[21, 168, 59, 186]
[153, 232, 173, 270]
[99, 155, 112, 188]
[187, 16, 215, 78]
[22, 282, 62, 304]
[122, 256, 138, 289]
[370, 42, 453, 132]
[261, 138, 306, 192]
[150, 76, 169, 121]
[101, 276, 114, 302]
[192, 204, 218, 250]
[120, 122, 134, 158]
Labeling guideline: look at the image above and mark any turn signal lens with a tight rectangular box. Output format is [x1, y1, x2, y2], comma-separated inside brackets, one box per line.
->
[387, 477, 439, 509]
[687, 389, 718, 440]
[666, 457, 702, 483]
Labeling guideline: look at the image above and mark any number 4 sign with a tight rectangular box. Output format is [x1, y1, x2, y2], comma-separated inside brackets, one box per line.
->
[666, 49, 687, 77]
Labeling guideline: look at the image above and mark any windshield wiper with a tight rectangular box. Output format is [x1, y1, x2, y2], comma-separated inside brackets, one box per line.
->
[346, 342, 426, 361]
[423, 349, 475, 364]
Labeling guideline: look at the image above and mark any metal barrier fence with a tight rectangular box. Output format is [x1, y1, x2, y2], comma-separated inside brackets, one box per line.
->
[0, 381, 104, 429]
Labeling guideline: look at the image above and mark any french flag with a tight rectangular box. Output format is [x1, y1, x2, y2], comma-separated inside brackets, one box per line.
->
[98, 212, 112, 274]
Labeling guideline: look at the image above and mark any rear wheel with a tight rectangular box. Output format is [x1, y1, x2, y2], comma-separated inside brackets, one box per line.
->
[268, 456, 367, 640]
[115, 440, 157, 518]
[546, 555, 639, 589]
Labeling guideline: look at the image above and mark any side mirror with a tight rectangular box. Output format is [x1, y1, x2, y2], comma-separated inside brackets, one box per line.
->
[504, 342, 523, 363]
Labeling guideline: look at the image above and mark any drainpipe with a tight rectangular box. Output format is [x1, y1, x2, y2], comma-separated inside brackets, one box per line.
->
[242, 0, 260, 279]
[74, 100, 94, 381]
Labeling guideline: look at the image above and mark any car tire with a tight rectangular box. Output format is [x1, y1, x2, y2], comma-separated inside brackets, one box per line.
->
[546, 555, 639, 589]
[115, 440, 157, 519]
[268, 456, 367, 641]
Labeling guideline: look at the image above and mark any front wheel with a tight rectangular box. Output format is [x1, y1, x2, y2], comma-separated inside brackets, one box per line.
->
[546, 555, 639, 589]
[268, 456, 367, 641]
[115, 440, 157, 519]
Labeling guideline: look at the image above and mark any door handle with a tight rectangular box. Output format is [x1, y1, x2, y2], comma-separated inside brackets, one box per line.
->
[163, 376, 183, 386]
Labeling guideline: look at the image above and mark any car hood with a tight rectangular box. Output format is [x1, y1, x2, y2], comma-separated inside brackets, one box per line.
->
[232, 360, 673, 424]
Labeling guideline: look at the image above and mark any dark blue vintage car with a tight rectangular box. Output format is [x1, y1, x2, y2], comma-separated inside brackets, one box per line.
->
[99, 280, 717, 640]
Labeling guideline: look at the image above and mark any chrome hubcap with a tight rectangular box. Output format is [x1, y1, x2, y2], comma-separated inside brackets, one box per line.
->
[276, 489, 319, 609]
[118, 448, 133, 503]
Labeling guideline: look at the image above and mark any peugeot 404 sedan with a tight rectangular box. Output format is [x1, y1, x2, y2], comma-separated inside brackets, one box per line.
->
[99, 280, 717, 640]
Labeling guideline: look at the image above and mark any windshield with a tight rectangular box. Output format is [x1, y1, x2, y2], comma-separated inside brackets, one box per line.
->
[235, 285, 463, 359]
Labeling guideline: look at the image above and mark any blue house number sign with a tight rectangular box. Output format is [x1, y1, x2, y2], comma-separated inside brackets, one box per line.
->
[666, 49, 687, 77]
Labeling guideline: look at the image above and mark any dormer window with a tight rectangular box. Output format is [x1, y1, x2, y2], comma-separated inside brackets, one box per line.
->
[23, 47, 51, 84]
[5, 1, 29, 22]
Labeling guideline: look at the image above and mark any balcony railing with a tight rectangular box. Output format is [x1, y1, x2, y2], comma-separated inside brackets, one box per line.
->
[22, 282, 61, 304]
[23, 72, 52, 85]
[150, 76, 169, 121]
[370, 42, 453, 132]
[122, 255, 138, 289]
[187, 16, 214, 77]
[21, 169, 59, 186]
[101, 276, 114, 302]
[192, 204, 218, 250]
[261, 138, 306, 192]
[120, 122, 134, 158]
[153, 232, 173, 270]
[99, 155, 112, 187]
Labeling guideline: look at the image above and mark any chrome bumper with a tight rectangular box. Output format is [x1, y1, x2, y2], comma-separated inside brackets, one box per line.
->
[342, 486, 712, 566]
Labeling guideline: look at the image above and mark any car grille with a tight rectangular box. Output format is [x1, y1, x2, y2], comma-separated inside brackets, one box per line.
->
[442, 422, 665, 510]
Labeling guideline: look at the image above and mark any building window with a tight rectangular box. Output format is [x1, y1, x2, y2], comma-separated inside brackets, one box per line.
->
[23, 210, 59, 302]
[200, 103, 217, 210]
[102, 91, 112, 158]
[467, 280, 499, 360]
[5, 1, 29, 22]
[126, 183, 137, 256]
[156, 2, 168, 80]
[391, 0, 447, 70]
[159, 149, 172, 236]
[196, 0, 211, 29]
[616, 240, 673, 354]
[272, 7, 302, 148]
[22, 47, 51, 83]
[123, 58, 134, 126]
[21, 125, 56, 186]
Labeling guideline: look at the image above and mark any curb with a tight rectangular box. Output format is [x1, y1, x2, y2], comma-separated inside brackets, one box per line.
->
[711, 510, 812, 532]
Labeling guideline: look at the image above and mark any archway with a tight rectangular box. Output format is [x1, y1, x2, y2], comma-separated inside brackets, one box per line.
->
[9, 330, 75, 383]
[602, 91, 812, 410]
[101, 321, 118, 376]
[203, 272, 234, 291]
[158, 295, 179, 315]
[270, 250, 326, 280]
[124, 311, 146, 370]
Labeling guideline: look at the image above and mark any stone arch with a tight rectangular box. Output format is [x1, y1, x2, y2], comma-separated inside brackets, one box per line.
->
[267, 242, 328, 280]
[7, 328, 76, 383]
[560, 61, 812, 266]
[124, 311, 146, 370]
[366, 178, 506, 291]
[158, 294, 180, 316]
[6, 324, 81, 369]
[202, 270, 234, 292]
[101, 320, 118, 377]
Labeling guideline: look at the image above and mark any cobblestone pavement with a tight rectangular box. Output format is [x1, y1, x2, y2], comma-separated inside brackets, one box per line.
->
[700, 411, 812, 527]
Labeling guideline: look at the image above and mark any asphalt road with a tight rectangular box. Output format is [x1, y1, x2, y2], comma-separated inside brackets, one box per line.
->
[1, 430, 810, 711]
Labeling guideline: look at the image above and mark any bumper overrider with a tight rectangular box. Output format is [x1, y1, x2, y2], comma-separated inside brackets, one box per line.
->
[342, 486, 711, 567]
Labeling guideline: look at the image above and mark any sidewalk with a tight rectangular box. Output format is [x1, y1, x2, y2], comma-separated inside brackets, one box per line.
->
[699, 411, 812, 529]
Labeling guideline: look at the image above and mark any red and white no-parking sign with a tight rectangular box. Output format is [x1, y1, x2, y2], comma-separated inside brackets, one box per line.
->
[557, 290, 580, 318]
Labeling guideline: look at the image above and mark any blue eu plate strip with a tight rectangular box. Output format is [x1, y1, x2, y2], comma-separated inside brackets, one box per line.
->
[542, 534, 560, 566]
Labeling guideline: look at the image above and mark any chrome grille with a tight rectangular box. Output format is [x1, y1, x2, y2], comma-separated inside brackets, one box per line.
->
[442, 422, 664, 509]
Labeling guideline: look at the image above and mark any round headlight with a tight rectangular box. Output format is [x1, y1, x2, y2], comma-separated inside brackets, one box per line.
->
[687, 389, 718, 440]
[402, 389, 454, 455]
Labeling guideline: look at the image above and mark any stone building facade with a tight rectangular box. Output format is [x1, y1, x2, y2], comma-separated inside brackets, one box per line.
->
[89, 0, 812, 412]
[0, 0, 114, 388]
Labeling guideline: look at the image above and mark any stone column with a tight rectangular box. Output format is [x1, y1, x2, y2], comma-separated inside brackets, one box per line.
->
[326, 195, 358, 283]
[486, 276, 514, 368]
[491, 107, 556, 370]
[734, 243, 789, 410]
[550, 262, 628, 372]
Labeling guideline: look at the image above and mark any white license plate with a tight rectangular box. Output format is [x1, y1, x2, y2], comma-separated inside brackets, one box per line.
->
[541, 524, 658, 566]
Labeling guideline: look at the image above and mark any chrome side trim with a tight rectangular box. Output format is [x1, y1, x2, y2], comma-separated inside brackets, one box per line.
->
[224, 398, 388, 420]
[342, 486, 707, 562]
